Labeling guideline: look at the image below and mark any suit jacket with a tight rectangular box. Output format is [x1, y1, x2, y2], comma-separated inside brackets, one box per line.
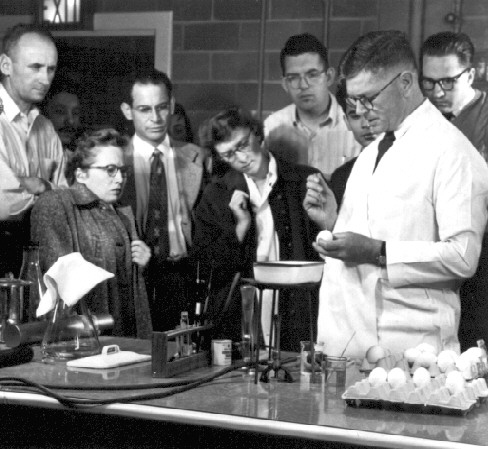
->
[120, 137, 209, 248]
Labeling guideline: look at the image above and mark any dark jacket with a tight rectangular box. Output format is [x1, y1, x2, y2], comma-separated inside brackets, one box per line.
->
[31, 183, 152, 339]
[192, 155, 322, 351]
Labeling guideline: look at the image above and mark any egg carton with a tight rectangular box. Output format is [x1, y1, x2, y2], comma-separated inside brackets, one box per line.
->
[342, 377, 488, 416]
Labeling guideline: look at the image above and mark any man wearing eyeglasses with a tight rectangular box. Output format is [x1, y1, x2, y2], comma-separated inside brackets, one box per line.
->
[119, 69, 210, 332]
[309, 30, 488, 359]
[421, 31, 488, 162]
[264, 33, 361, 179]
[422, 32, 488, 353]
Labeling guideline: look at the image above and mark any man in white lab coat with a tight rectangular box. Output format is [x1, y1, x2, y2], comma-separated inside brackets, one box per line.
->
[306, 30, 488, 359]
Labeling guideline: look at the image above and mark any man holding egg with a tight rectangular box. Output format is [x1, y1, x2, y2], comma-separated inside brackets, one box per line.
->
[306, 31, 488, 359]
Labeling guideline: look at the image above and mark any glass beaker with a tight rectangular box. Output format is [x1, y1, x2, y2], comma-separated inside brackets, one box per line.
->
[41, 295, 101, 363]
[240, 284, 257, 367]
[19, 242, 46, 322]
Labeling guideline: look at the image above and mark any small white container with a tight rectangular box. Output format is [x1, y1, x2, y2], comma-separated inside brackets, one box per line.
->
[212, 339, 232, 366]
[253, 261, 324, 284]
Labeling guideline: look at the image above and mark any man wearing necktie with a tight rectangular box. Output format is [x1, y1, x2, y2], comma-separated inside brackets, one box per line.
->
[421, 31, 488, 351]
[120, 70, 209, 332]
[306, 31, 488, 359]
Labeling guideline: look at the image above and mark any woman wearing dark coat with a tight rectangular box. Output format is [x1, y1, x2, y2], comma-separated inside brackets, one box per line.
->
[31, 129, 152, 339]
[192, 107, 333, 352]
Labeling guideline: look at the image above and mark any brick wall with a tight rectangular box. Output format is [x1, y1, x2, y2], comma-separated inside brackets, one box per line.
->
[1, 0, 486, 136]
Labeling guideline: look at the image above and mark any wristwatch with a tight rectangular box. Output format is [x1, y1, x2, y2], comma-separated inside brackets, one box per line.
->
[376, 241, 387, 267]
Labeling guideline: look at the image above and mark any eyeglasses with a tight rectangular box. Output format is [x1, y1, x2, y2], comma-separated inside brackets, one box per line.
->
[83, 165, 130, 177]
[346, 72, 402, 111]
[283, 69, 326, 89]
[420, 67, 470, 91]
[217, 132, 254, 161]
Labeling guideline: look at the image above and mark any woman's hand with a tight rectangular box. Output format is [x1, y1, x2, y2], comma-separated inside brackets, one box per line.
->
[303, 173, 338, 231]
[229, 189, 251, 242]
[131, 240, 151, 268]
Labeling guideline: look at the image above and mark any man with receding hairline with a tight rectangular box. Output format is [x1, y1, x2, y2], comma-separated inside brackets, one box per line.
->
[306, 30, 488, 358]
[0, 23, 67, 275]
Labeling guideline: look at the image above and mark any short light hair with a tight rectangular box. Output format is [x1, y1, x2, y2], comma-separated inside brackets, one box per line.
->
[339, 30, 417, 79]
[2, 23, 55, 57]
[420, 31, 474, 68]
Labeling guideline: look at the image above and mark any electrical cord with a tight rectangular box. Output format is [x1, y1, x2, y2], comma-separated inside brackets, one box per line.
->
[0, 363, 242, 408]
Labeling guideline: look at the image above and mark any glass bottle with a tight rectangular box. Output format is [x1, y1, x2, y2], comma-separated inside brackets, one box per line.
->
[41, 296, 101, 363]
[18, 242, 46, 322]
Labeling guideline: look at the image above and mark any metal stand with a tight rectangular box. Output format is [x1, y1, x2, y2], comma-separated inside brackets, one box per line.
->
[241, 279, 321, 384]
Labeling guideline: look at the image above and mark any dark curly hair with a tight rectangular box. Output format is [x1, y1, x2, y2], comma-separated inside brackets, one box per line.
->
[65, 128, 128, 185]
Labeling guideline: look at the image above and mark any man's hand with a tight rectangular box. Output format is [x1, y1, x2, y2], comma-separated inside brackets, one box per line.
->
[313, 231, 383, 264]
[17, 177, 51, 195]
[229, 189, 251, 242]
[303, 173, 338, 230]
[131, 240, 151, 268]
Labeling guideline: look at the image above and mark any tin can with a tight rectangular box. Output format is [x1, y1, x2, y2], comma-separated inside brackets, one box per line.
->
[212, 339, 232, 366]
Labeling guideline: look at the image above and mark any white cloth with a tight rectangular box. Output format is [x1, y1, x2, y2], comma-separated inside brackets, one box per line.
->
[317, 100, 488, 359]
[0, 84, 67, 217]
[37, 252, 114, 316]
[264, 94, 362, 179]
[132, 134, 187, 258]
[244, 155, 279, 346]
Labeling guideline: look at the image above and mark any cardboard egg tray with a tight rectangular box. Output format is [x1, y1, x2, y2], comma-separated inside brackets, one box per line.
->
[342, 375, 488, 416]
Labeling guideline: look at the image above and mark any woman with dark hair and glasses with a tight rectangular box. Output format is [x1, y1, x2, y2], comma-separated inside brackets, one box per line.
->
[31, 129, 152, 338]
[192, 107, 335, 352]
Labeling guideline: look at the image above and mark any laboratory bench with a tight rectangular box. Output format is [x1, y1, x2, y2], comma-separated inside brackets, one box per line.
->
[0, 337, 486, 449]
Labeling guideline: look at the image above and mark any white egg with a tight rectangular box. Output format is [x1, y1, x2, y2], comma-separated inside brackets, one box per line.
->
[415, 351, 437, 368]
[387, 367, 407, 388]
[415, 343, 437, 355]
[368, 366, 388, 387]
[445, 370, 466, 394]
[437, 350, 458, 372]
[316, 230, 333, 243]
[366, 345, 386, 363]
[412, 367, 431, 387]
[404, 347, 420, 364]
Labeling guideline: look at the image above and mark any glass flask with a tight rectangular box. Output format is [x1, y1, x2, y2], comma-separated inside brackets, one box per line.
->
[19, 242, 46, 322]
[41, 295, 101, 363]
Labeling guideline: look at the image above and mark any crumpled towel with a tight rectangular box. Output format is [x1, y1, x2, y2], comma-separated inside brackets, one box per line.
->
[37, 252, 114, 317]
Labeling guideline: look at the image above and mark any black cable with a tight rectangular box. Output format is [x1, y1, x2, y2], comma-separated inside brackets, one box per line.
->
[0, 363, 241, 408]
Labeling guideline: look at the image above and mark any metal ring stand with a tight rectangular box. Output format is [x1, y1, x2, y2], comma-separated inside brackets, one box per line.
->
[241, 279, 321, 384]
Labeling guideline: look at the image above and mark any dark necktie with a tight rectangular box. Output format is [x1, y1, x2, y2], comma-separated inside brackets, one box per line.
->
[443, 112, 455, 121]
[374, 131, 395, 171]
[145, 149, 169, 261]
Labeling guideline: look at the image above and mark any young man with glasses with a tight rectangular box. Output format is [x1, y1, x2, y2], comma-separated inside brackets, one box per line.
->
[307, 30, 488, 359]
[421, 31, 488, 162]
[193, 107, 333, 352]
[422, 32, 488, 352]
[264, 33, 361, 179]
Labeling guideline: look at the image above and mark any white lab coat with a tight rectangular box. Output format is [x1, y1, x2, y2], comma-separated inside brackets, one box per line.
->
[317, 100, 488, 359]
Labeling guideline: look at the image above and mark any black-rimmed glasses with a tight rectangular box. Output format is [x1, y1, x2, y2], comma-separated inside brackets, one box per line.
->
[420, 67, 471, 91]
[217, 131, 254, 161]
[346, 72, 402, 111]
[83, 165, 130, 177]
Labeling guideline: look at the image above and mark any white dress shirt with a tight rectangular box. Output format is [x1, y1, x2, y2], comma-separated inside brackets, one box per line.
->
[132, 134, 187, 259]
[244, 154, 279, 345]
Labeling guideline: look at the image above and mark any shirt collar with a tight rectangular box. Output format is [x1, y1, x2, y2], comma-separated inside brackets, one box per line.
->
[133, 133, 171, 158]
[0, 83, 39, 123]
[243, 152, 278, 187]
